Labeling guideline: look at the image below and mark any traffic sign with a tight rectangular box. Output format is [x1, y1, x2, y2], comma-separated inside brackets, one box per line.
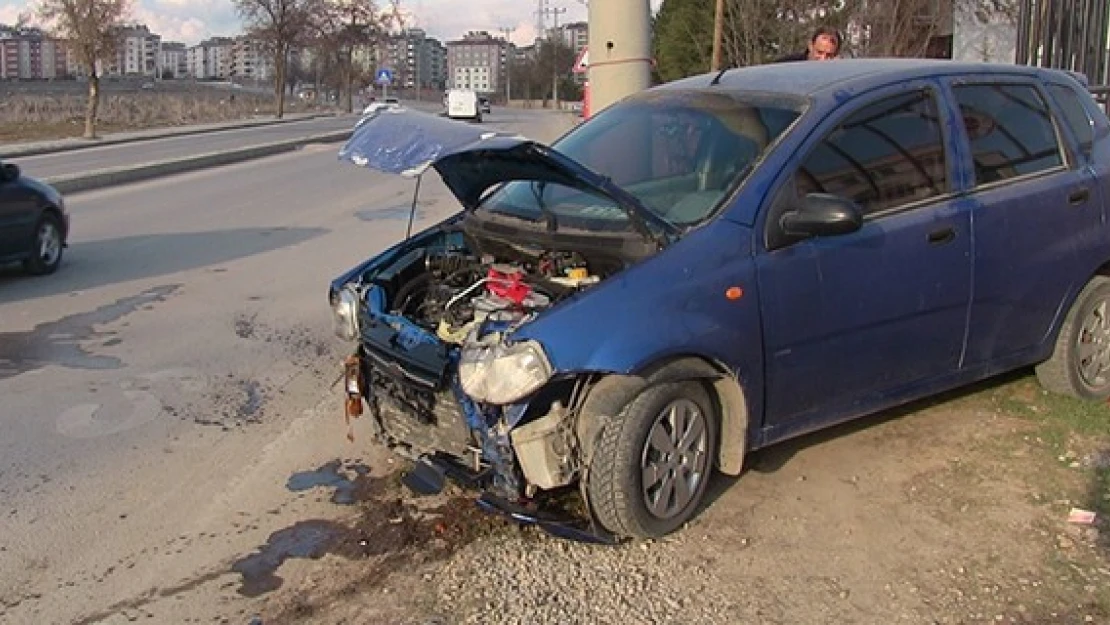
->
[572, 47, 588, 74]
[375, 68, 394, 85]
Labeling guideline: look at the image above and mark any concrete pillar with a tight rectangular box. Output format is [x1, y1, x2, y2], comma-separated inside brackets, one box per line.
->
[588, 0, 653, 115]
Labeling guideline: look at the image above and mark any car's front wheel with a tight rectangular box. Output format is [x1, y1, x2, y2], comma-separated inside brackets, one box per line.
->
[586, 381, 718, 538]
[22, 212, 64, 276]
[1036, 275, 1110, 399]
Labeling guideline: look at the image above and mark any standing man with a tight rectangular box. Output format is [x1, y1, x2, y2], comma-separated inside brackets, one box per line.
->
[774, 27, 842, 62]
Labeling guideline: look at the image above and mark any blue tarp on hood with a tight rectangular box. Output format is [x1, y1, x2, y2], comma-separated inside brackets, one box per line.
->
[337, 107, 678, 240]
[338, 107, 527, 177]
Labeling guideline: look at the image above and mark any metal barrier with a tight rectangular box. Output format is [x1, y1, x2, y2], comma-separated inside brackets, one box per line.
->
[1017, 0, 1110, 86]
[1090, 85, 1110, 114]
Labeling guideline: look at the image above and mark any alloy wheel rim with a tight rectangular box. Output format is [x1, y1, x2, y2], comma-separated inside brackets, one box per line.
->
[1077, 297, 1110, 389]
[640, 398, 709, 520]
[37, 222, 61, 266]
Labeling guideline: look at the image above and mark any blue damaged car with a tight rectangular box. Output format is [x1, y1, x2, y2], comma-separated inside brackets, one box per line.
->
[330, 59, 1110, 540]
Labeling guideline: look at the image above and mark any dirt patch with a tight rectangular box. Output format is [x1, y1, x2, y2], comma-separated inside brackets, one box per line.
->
[0, 90, 332, 143]
[247, 462, 510, 623]
[246, 372, 1110, 624]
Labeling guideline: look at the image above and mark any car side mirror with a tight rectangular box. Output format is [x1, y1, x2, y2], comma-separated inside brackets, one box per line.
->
[780, 193, 863, 238]
[0, 163, 19, 182]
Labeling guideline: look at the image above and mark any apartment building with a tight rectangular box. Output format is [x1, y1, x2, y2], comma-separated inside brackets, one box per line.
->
[230, 37, 271, 81]
[377, 29, 447, 91]
[115, 25, 161, 76]
[0, 26, 69, 79]
[446, 31, 507, 94]
[160, 42, 188, 78]
[559, 21, 588, 54]
[187, 37, 234, 79]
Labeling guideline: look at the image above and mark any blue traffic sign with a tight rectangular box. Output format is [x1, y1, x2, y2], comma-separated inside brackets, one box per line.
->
[375, 68, 394, 85]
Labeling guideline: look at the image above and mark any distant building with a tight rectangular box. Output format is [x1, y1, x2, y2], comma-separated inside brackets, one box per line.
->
[230, 37, 271, 81]
[446, 31, 508, 94]
[377, 29, 448, 92]
[160, 42, 188, 78]
[188, 37, 234, 79]
[559, 21, 588, 54]
[0, 26, 69, 79]
[114, 25, 161, 76]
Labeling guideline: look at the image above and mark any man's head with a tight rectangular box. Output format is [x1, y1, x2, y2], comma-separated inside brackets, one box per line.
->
[807, 27, 842, 60]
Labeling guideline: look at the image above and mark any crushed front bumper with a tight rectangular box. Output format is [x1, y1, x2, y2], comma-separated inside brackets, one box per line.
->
[341, 351, 614, 544]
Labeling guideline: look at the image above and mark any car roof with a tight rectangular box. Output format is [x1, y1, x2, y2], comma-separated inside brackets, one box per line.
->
[661, 58, 1080, 99]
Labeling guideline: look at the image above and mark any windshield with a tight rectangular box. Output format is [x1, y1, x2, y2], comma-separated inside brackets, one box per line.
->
[477, 89, 804, 229]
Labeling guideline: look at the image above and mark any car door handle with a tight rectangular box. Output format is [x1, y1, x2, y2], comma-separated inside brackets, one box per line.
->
[927, 227, 956, 245]
[1069, 188, 1091, 205]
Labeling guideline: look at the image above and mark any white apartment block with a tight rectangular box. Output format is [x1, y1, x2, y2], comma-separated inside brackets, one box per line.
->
[446, 31, 507, 94]
[116, 25, 161, 76]
[187, 37, 234, 79]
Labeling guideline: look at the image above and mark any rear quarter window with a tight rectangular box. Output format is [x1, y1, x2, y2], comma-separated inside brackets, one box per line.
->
[1048, 83, 1095, 158]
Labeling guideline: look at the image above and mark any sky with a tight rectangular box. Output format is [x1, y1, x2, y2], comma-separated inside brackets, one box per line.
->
[0, 0, 662, 47]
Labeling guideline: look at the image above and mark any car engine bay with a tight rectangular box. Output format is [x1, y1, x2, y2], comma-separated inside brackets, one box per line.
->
[367, 222, 641, 347]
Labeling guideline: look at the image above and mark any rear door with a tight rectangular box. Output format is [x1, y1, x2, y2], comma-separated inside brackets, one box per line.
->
[945, 78, 1104, 366]
[756, 81, 974, 430]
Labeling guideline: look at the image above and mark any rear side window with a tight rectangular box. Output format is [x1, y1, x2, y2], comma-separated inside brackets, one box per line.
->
[795, 90, 948, 216]
[952, 84, 1065, 185]
[1048, 83, 1094, 158]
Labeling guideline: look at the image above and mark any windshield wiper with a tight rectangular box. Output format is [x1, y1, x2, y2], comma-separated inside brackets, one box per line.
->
[530, 180, 559, 232]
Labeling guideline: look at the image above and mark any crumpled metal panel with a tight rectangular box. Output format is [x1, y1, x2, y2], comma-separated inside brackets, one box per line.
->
[338, 107, 525, 177]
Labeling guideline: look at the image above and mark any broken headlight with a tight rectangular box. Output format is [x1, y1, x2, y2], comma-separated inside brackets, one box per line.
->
[332, 285, 361, 341]
[458, 339, 553, 405]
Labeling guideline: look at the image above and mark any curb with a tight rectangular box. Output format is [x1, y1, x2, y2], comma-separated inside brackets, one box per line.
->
[44, 129, 351, 195]
[2, 113, 344, 159]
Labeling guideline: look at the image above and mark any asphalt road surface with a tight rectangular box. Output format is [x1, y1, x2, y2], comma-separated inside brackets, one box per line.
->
[0, 108, 578, 624]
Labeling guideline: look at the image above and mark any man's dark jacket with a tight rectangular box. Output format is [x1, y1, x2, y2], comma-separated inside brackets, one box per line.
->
[773, 51, 808, 63]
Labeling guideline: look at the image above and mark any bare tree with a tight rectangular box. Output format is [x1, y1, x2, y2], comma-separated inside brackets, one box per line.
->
[234, 0, 317, 118]
[312, 0, 403, 113]
[714, 0, 1017, 67]
[36, 0, 130, 138]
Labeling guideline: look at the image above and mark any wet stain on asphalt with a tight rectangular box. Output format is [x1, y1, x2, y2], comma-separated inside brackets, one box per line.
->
[0, 285, 180, 381]
[286, 460, 372, 505]
[232, 520, 347, 597]
[234, 467, 505, 600]
[355, 206, 426, 222]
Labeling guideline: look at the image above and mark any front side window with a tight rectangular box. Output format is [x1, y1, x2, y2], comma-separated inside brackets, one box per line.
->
[478, 89, 805, 229]
[952, 83, 1065, 185]
[794, 90, 949, 216]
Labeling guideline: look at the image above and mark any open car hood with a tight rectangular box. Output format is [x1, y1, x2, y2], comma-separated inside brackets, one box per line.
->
[338, 108, 677, 242]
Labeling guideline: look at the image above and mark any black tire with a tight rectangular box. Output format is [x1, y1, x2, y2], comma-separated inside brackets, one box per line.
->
[586, 381, 718, 538]
[22, 212, 64, 276]
[1036, 276, 1110, 399]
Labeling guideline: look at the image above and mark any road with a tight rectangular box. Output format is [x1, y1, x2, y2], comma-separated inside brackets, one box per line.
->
[0, 108, 578, 624]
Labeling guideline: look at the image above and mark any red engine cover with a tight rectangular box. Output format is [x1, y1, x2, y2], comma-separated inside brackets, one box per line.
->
[487, 265, 530, 305]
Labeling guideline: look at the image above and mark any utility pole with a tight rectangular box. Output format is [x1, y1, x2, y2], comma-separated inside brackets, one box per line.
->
[588, 0, 651, 115]
[711, 0, 725, 71]
[499, 27, 513, 104]
[540, 4, 567, 109]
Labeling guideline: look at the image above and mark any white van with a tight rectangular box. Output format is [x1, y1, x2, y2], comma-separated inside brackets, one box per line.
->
[445, 89, 482, 122]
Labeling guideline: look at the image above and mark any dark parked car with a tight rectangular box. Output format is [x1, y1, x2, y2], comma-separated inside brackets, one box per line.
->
[330, 59, 1110, 541]
[0, 161, 68, 275]
[479, 96, 491, 114]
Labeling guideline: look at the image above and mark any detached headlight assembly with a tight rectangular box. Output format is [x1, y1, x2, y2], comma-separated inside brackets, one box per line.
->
[458, 339, 553, 405]
[332, 285, 361, 341]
